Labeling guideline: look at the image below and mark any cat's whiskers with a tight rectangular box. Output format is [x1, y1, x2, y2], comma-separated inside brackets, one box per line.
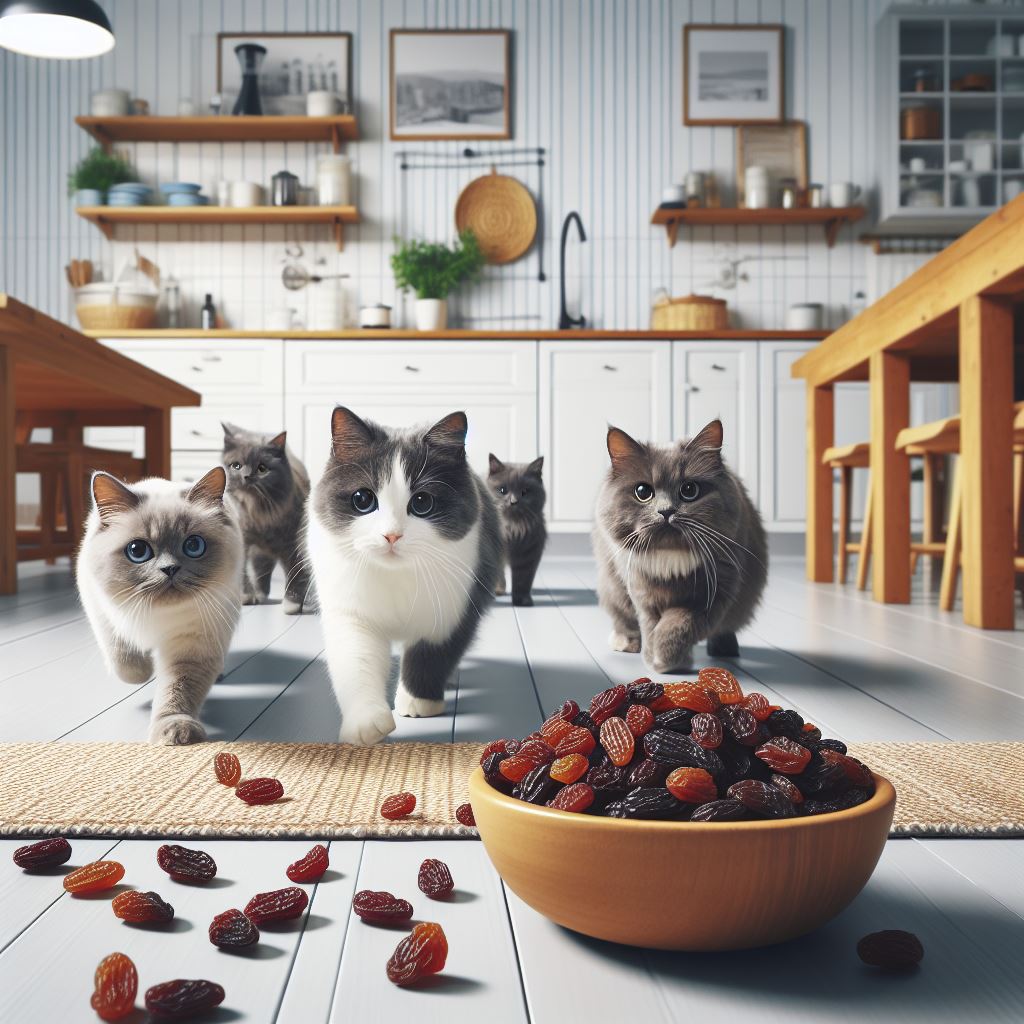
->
[684, 521, 744, 577]
[688, 519, 766, 568]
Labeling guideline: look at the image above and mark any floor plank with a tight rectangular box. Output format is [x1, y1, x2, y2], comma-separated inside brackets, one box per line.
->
[915, 839, 1024, 923]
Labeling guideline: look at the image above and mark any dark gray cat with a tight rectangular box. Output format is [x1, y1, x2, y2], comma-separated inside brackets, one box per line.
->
[222, 423, 311, 614]
[592, 419, 767, 673]
[488, 454, 547, 606]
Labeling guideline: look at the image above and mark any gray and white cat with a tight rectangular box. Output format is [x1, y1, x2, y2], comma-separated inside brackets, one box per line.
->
[307, 407, 502, 745]
[592, 419, 767, 673]
[76, 468, 243, 745]
[488, 454, 547, 606]
[222, 423, 311, 614]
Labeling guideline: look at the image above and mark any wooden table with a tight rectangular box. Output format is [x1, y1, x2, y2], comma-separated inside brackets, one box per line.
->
[792, 198, 1024, 630]
[0, 294, 200, 594]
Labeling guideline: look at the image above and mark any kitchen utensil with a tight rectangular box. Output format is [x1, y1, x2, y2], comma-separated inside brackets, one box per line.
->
[961, 176, 982, 207]
[650, 291, 728, 331]
[359, 304, 391, 328]
[306, 90, 339, 117]
[660, 184, 686, 206]
[90, 88, 130, 116]
[964, 135, 995, 172]
[455, 168, 538, 265]
[232, 43, 267, 115]
[744, 165, 771, 209]
[908, 157, 926, 173]
[781, 184, 798, 209]
[900, 104, 941, 140]
[281, 264, 350, 290]
[829, 182, 861, 207]
[316, 155, 351, 205]
[271, 170, 299, 207]
[911, 68, 937, 93]
[230, 181, 263, 207]
[75, 280, 158, 330]
[684, 172, 705, 206]
[807, 184, 825, 208]
[785, 303, 824, 330]
[159, 182, 202, 195]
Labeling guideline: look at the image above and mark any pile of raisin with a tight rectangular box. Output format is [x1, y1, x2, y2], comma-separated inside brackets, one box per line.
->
[481, 669, 875, 821]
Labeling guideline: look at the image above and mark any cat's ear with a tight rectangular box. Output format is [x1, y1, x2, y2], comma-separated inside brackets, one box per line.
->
[488, 453, 505, 475]
[187, 466, 228, 506]
[606, 426, 646, 472]
[268, 430, 287, 450]
[221, 421, 239, 440]
[331, 406, 373, 457]
[526, 455, 544, 478]
[425, 411, 468, 451]
[92, 472, 140, 524]
[688, 419, 724, 453]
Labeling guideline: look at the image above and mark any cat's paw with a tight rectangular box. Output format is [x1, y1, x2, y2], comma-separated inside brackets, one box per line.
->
[512, 593, 534, 607]
[241, 591, 263, 606]
[494, 580, 507, 596]
[282, 595, 303, 615]
[114, 651, 153, 684]
[609, 631, 641, 654]
[394, 685, 445, 719]
[340, 705, 396, 745]
[646, 650, 694, 674]
[149, 714, 207, 746]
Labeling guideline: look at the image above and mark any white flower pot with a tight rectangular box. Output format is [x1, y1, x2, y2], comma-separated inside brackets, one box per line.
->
[414, 298, 447, 332]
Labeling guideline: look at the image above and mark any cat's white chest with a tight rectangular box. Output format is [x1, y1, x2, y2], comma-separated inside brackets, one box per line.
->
[614, 544, 700, 581]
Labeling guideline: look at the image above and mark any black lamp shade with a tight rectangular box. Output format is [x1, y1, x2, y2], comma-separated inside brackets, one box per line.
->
[0, 0, 114, 58]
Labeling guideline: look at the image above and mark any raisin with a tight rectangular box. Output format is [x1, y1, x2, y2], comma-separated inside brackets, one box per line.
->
[244, 886, 308, 925]
[770, 773, 805, 804]
[589, 683, 627, 725]
[755, 737, 813, 774]
[653, 708, 694, 734]
[287, 844, 329, 883]
[690, 712, 723, 749]
[90, 952, 138, 1021]
[539, 716, 573, 745]
[554, 725, 596, 758]
[819, 749, 875, 787]
[12, 836, 72, 870]
[236, 777, 284, 805]
[767, 708, 804, 740]
[386, 922, 448, 986]
[213, 751, 241, 787]
[727, 779, 796, 819]
[157, 844, 217, 884]
[817, 738, 848, 755]
[618, 787, 684, 820]
[517, 738, 557, 766]
[571, 710, 600, 736]
[648, 694, 676, 712]
[550, 753, 589, 784]
[208, 908, 259, 949]
[380, 791, 416, 819]
[144, 979, 225, 1019]
[697, 666, 744, 704]
[665, 767, 719, 803]
[112, 890, 175, 924]
[625, 679, 663, 704]
[540, 701, 577, 736]
[480, 739, 513, 763]
[455, 803, 476, 826]
[719, 705, 761, 746]
[499, 754, 536, 783]
[834, 787, 871, 809]
[599, 716, 635, 767]
[352, 889, 414, 924]
[482, 754, 514, 794]
[663, 682, 720, 713]
[627, 758, 667, 788]
[624, 703, 654, 737]
[794, 757, 847, 796]
[547, 782, 595, 813]
[741, 691, 773, 721]
[690, 798, 748, 822]
[63, 860, 125, 894]
[586, 763, 628, 799]
[856, 930, 924, 971]
[418, 858, 455, 899]
[643, 729, 724, 775]
[514, 762, 559, 804]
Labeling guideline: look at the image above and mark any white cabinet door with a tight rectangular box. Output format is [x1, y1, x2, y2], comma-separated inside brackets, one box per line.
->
[539, 341, 672, 530]
[672, 342, 759, 506]
[173, 397, 285, 451]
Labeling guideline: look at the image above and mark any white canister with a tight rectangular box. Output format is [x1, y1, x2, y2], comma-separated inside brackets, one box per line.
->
[91, 88, 131, 117]
[744, 165, 771, 209]
[307, 91, 340, 117]
[828, 182, 862, 207]
[216, 180, 231, 207]
[359, 304, 391, 328]
[786, 303, 824, 331]
[317, 155, 351, 206]
[230, 181, 264, 207]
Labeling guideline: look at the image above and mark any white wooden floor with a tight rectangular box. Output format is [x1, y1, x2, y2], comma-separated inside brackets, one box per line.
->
[2, 551, 1023, 1023]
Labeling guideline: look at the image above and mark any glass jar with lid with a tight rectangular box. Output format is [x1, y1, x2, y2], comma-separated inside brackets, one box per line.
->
[316, 155, 351, 206]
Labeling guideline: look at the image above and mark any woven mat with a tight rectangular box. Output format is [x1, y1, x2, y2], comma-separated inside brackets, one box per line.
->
[1, 741, 1021, 840]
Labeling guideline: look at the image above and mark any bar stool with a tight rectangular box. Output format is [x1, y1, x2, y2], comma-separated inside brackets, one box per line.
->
[822, 443, 872, 587]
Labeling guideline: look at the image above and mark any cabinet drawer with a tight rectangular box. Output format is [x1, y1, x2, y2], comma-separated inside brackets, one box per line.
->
[172, 398, 285, 451]
[84, 427, 144, 457]
[285, 341, 536, 393]
[548, 349, 661, 391]
[680, 351, 741, 387]
[171, 451, 224, 485]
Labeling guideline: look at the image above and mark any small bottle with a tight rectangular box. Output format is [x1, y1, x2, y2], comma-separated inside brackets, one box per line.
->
[201, 293, 216, 330]
[163, 275, 181, 329]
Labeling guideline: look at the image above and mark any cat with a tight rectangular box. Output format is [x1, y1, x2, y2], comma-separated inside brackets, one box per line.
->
[221, 423, 312, 614]
[306, 406, 502, 745]
[76, 467, 243, 745]
[592, 419, 767, 673]
[488, 454, 547, 606]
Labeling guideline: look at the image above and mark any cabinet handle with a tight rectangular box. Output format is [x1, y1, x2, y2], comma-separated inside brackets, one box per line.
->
[190, 429, 202, 436]
[404, 364, 420, 372]
[689, 385, 701, 393]
[711, 363, 726, 371]
[190, 365, 203, 372]
[602, 364, 617, 371]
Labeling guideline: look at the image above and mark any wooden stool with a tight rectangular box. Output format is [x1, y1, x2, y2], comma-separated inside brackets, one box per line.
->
[822, 443, 872, 587]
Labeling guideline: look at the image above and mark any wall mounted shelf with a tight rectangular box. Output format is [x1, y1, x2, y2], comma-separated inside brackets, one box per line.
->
[650, 206, 866, 248]
[74, 205, 360, 251]
[75, 115, 358, 153]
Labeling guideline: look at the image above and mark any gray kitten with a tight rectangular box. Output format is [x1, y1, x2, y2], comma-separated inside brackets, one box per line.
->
[592, 419, 767, 673]
[76, 468, 243, 745]
[307, 408, 502, 745]
[488, 454, 547, 606]
[222, 423, 311, 614]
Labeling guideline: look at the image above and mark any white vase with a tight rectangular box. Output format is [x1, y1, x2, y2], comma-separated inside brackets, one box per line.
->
[414, 298, 447, 331]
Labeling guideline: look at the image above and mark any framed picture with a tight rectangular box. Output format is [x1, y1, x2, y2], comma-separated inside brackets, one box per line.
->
[683, 24, 784, 125]
[217, 32, 352, 116]
[390, 29, 511, 141]
[736, 121, 808, 200]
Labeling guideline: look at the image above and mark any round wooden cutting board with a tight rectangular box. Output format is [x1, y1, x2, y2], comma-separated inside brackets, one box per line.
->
[455, 168, 537, 264]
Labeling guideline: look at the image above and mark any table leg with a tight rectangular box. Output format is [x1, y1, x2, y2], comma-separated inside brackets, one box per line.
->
[870, 351, 911, 604]
[806, 382, 834, 582]
[143, 408, 172, 479]
[0, 346, 15, 594]
[959, 295, 1014, 629]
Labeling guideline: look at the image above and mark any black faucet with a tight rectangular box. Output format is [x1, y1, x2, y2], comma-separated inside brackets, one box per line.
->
[558, 211, 587, 329]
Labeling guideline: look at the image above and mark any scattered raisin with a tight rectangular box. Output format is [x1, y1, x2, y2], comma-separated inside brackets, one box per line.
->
[112, 890, 174, 924]
[208, 908, 259, 949]
[244, 886, 308, 925]
[286, 844, 329, 883]
[353, 889, 414, 924]
[213, 751, 241, 787]
[236, 777, 284, 805]
[418, 858, 455, 899]
[455, 803, 476, 827]
[12, 836, 72, 871]
[386, 922, 448, 986]
[63, 860, 125, 894]
[144, 979, 225, 1019]
[856, 930, 924, 971]
[90, 952, 138, 1021]
[380, 792, 416, 820]
[157, 845, 217, 884]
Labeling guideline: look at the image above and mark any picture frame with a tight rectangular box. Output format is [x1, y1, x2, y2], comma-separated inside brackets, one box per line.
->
[390, 29, 511, 141]
[683, 24, 784, 126]
[217, 32, 353, 116]
[736, 121, 808, 200]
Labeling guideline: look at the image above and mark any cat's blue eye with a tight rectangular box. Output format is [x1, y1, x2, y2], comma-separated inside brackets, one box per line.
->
[498, 485, 508, 495]
[125, 539, 153, 563]
[634, 482, 654, 503]
[409, 492, 434, 517]
[351, 489, 378, 514]
[679, 481, 702, 502]
[229, 462, 242, 470]
[183, 534, 207, 558]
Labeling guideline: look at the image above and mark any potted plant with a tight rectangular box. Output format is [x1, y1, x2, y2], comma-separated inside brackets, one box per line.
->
[67, 147, 137, 206]
[390, 229, 484, 331]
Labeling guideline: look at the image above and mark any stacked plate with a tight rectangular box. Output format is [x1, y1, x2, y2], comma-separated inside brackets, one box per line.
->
[108, 182, 153, 206]
[160, 182, 207, 207]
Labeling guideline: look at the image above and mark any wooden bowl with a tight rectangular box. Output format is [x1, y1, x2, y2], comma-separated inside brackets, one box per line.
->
[469, 768, 895, 951]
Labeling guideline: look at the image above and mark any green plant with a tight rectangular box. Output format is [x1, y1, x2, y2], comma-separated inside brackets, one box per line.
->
[390, 230, 484, 300]
[67, 147, 137, 197]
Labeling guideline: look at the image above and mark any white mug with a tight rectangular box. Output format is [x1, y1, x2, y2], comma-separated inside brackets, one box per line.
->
[829, 182, 861, 207]
[908, 157, 926, 174]
[230, 181, 263, 207]
[306, 91, 340, 117]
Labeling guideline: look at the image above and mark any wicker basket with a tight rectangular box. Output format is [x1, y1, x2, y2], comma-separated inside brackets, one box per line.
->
[651, 292, 728, 331]
[76, 303, 158, 330]
[75, 278, 158, 330]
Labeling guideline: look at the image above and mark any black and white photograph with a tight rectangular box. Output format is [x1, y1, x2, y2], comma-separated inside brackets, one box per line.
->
[684, 24, 783, 125]
[390, 29, 511, 140]
[217, 32, 352, 116]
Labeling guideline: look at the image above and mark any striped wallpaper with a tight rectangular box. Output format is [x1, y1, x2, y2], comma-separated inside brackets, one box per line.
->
[0, 0, 966, 333]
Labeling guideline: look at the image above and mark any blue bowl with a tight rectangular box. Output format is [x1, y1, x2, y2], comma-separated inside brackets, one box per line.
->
[160, 182, 202, 195]
[107, 196, 148, 206]
[109, 182, 151, 194]
[167, 193, 205, 206]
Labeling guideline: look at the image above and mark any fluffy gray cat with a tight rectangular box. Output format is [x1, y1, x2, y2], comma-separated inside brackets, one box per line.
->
[488, 454, 547, 606]
[222, 423, 311, 614]
[592, 419, 767, 673]
[76, 467, 243, 744]
[307, 407, 502, 745]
